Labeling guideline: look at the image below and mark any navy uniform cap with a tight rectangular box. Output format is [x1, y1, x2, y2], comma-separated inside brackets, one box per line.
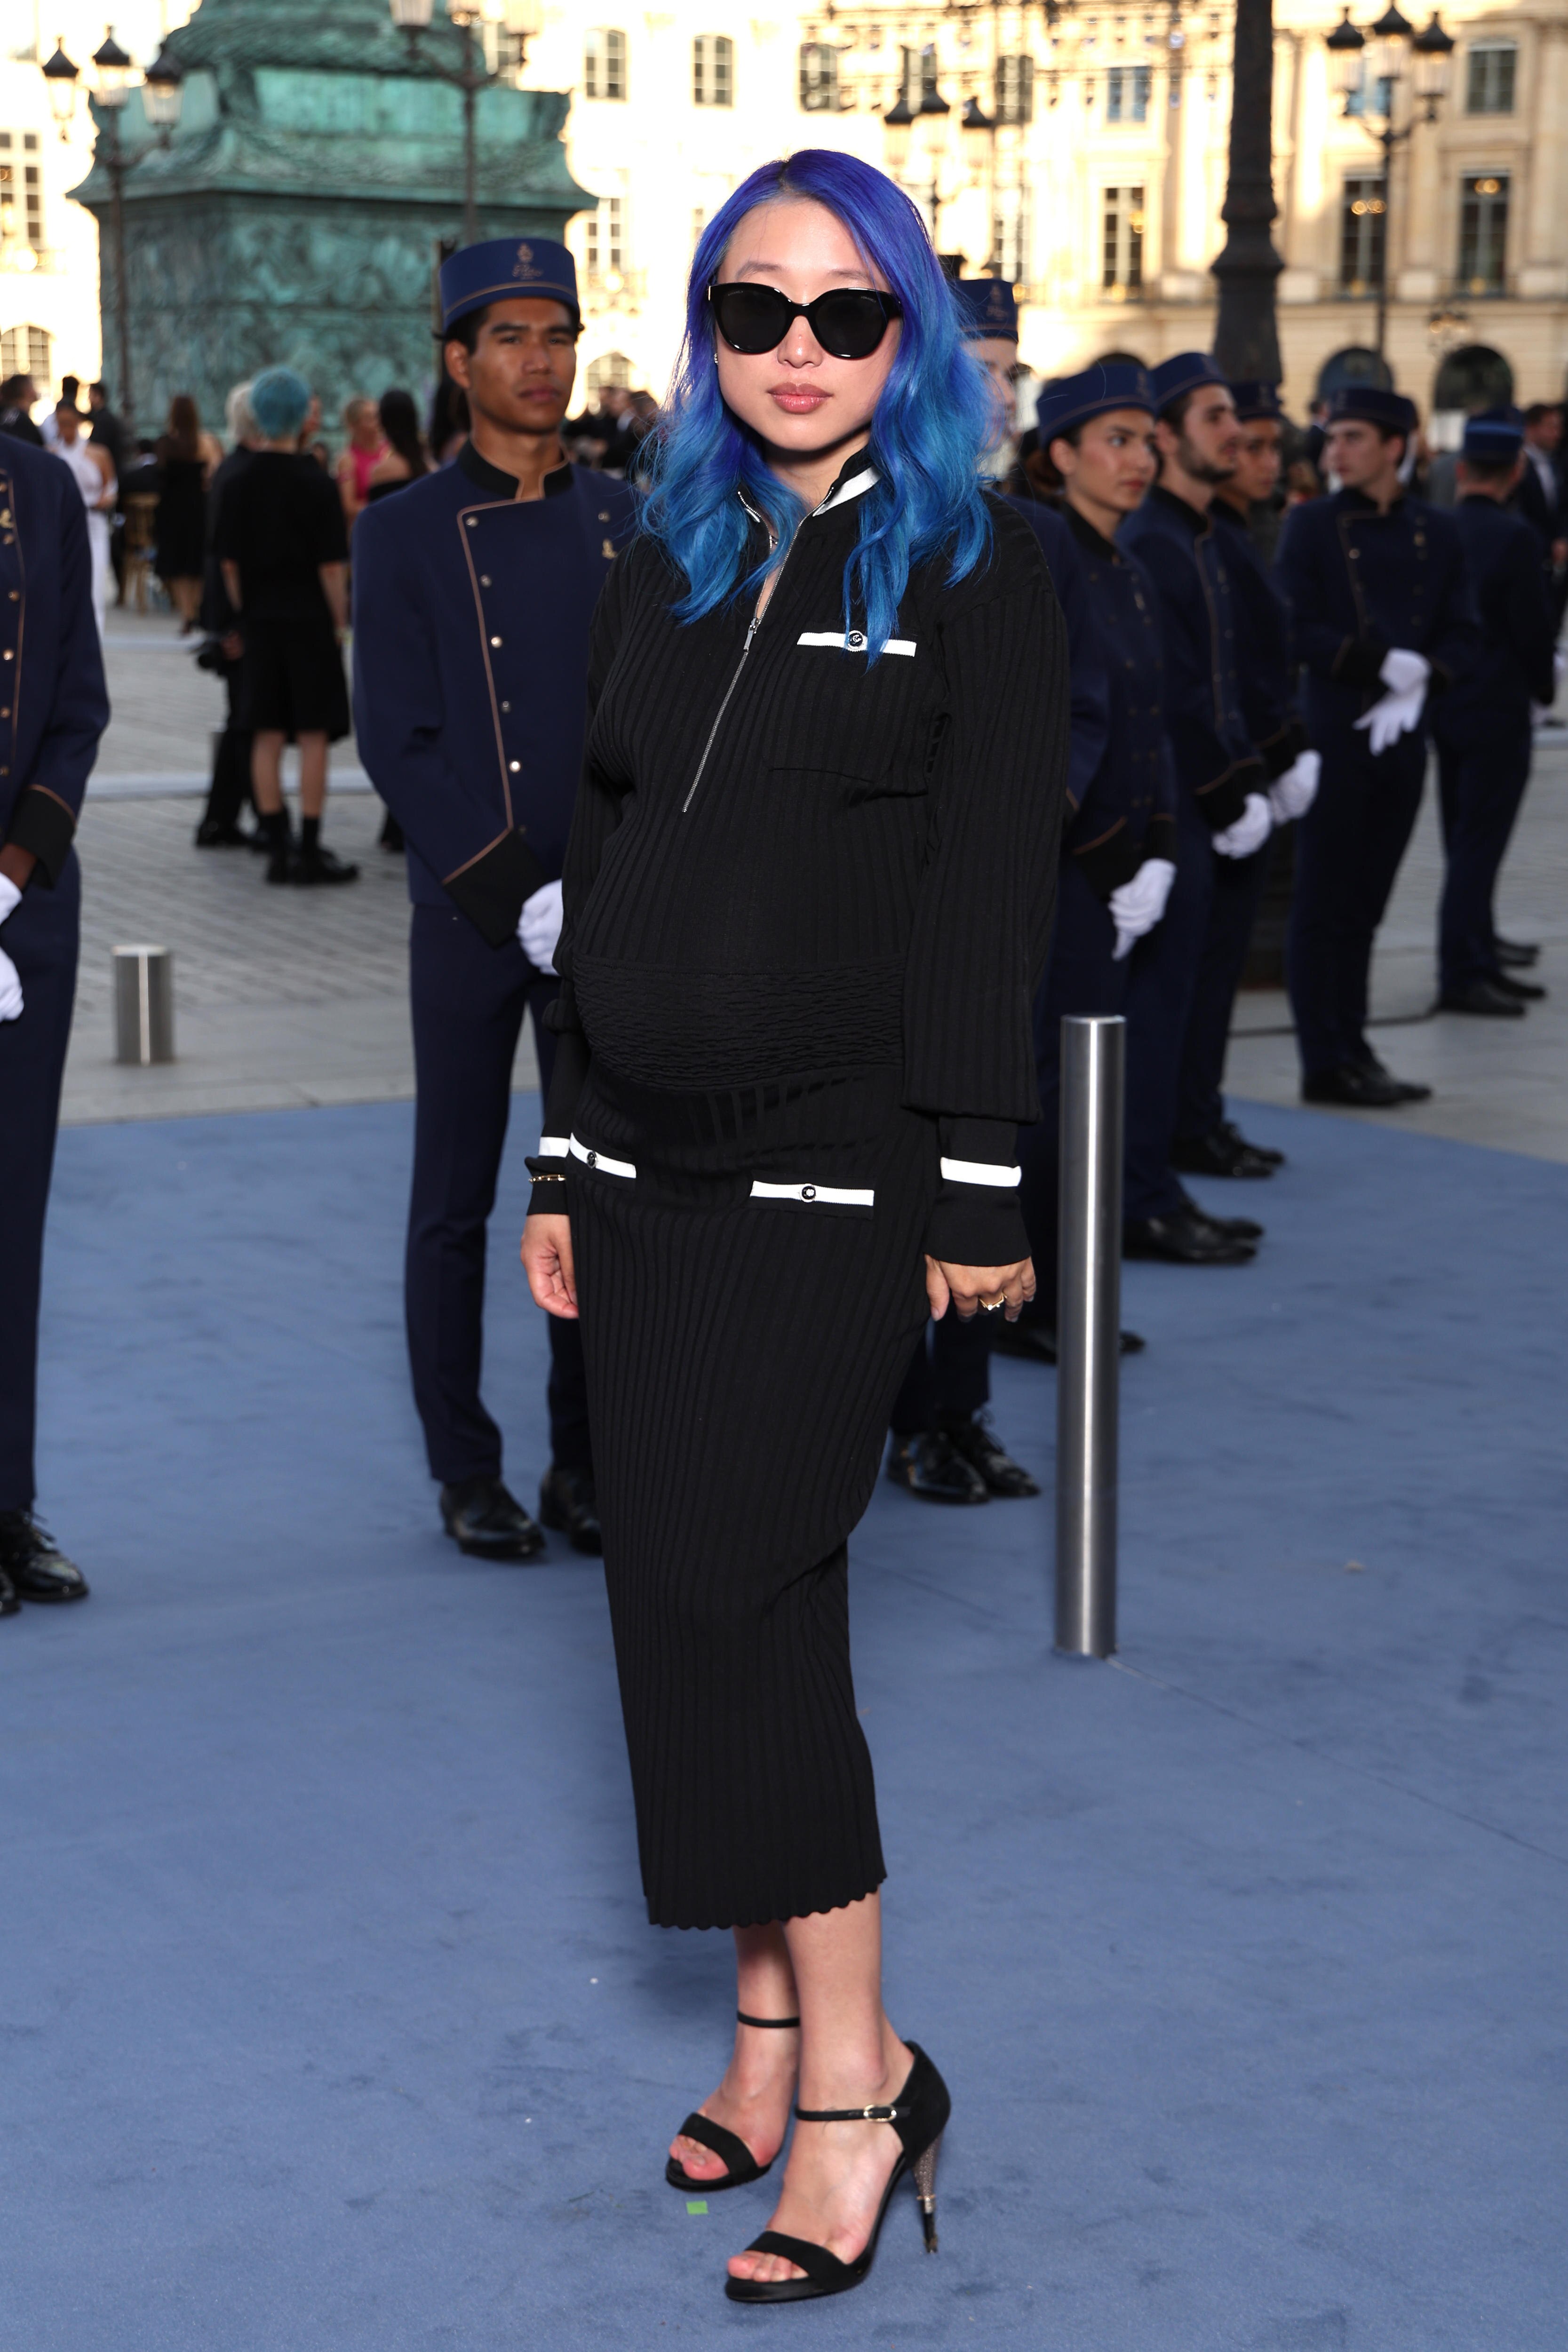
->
[1327, 384, 1417, 437]
[438, 237, 579, 337]
[953, 278, 1019, 342]
[1229, 380, 1282, 422]
[1462, 405, 1524, 462]
[1036, 362, 1154, 443]
[1149, 350, 1227, 415]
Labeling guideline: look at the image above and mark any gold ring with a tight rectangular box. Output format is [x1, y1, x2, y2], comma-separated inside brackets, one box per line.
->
[980, 1296, 1005, 1313]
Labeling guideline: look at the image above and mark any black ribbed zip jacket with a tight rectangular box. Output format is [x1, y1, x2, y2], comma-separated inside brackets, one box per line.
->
[542, 460, 1068, 1262]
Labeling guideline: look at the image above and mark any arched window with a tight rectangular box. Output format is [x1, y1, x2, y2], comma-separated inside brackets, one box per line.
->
[0, 324, 50, 382]
[1432, 344, 1514, 412]
[1314, 346, 1393, 404]
[1466, 41, 1516, 115]
[693, 34, 733, 106]
[584, 29, 627, 101]
[587, 352, 634, 394]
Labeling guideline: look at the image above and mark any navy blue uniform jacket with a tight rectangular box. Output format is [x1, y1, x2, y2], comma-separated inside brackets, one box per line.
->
[1433, 494, 1556, 746]
[352, 445, 637, 946]
[1273, 488, 1478, 742]
[1059, 500, 1178, 892]
[0, 436, 109, 881]
[1210, 498, 1304, 779]
[1005, 496, 1110, 850]
[1119, 485, 1262, 832]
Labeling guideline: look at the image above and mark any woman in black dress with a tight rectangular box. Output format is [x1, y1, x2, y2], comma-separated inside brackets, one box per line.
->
[522, 150, 1066, 2305]
[154, 393, 217, 630]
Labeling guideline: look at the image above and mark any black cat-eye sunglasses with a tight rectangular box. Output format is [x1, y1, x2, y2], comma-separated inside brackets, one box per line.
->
[708, 282, 904, 362]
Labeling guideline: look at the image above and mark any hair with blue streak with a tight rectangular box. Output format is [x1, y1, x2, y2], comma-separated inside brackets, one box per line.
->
[640, 150, 993, 660]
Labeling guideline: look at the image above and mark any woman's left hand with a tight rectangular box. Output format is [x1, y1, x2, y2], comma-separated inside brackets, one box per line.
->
[926, 1256, 1035, 1324]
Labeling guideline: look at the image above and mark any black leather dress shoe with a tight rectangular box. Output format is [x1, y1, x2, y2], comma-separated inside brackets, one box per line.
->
[0, 1511, 89, 1603]
[990, 1320, 1146, 1366]
[938, 1413, 1040, 1498]
[292, 843, 360, 887]
[1193, 1206, 1264, 1242]
[193, 819, 251, 848]
[1358, 1052, 1432, 1103]
[886, 1431, 989, 1504]
[439, 1476, 545, 1561]
[1218, 1117, 1284, 1168]
[1491, 970, 1547, 1001]
[1495, 935, 1540, 968]
[1123, 1206, 1256, 1264]
[1170, 1127, 1276, 1180]
[539, 1466, 602, 1556]
[1302, 1062, 1405, 1107]
[1438, 979, 1525, 1018]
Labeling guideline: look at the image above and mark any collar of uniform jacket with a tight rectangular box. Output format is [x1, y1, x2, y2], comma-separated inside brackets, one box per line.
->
[1149, 481, 1211, 538]
[1063, 501, 1122, 564]
[1338, 485, 1408, 518]
[456, 437, 574, 502]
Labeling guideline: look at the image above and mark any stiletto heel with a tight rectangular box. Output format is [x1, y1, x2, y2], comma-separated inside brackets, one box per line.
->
[724, 2041, 952, 2304]
[911, 2130, 942, 2252]
[665, 2011, 801, 2192]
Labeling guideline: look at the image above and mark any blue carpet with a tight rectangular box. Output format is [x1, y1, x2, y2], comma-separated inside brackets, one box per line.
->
[2, 1095, 1563, 2351]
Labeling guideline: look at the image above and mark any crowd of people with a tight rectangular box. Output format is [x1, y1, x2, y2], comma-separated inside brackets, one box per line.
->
[2, 144, 1566, 2310]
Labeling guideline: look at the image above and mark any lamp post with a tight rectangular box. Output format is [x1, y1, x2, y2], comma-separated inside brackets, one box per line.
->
[1327, 3, 1454, 358]
[39, 33, 184, 436]
[390, 0, 544, 251]
[883, 50, 994, 262]
[1210, 0, 1284, 382]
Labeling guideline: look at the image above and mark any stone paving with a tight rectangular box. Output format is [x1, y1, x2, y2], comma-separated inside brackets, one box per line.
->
[60, 608, 1568, 1156]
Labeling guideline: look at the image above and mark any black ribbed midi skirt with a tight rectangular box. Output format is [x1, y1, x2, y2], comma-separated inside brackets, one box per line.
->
[569, 1061, 936, 1931]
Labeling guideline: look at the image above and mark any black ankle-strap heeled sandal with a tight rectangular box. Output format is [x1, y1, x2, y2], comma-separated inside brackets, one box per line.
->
[724, 2041, 951, 2304]
[664, 2010, 802, 2193]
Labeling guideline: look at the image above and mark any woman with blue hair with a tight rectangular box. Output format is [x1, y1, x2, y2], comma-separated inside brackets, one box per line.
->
[521, 151, 1067, 2303]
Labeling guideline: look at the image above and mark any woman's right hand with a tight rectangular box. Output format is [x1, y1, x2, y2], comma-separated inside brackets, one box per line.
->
[521, 1212, 578, 1318]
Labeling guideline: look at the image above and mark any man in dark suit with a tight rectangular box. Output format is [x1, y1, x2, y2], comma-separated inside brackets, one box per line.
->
[1432, 410, 1559, 1017]
[0, 433, 111, 1614]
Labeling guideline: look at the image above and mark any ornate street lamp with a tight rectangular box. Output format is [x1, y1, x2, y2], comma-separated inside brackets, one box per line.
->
[1328, 3, 1453, 355]
[42, 42, 80, 136]
[393, 0, 542, 247]
[142, 48, 187, 135]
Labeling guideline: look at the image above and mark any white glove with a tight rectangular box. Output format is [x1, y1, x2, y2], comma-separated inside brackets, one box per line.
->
[0, 874, 21, 1021]
[517, 877, 564, 974]
[1268, 747, 1321, 825]
[1108, 856, 1176, 961]
[1211, 792, 1273, 861]
[1379, 648, 1430, 698]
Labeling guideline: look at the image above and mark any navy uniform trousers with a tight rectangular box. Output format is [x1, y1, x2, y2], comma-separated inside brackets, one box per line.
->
[0, 856, 79, 1512]
[1433, 719, 1533, 994]
[1287, 723, 1427, 1076]
[406, 906, 589, 1487]
[1018, 818, 1211, 1313]
[1175, 831, 1272, 1146]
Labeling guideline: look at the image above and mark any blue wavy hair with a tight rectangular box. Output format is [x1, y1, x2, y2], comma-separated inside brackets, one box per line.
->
[639, 150, 993, 660]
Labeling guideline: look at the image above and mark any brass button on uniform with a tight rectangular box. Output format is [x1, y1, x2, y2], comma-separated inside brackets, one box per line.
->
[509, 759, 520, 772]
[481, 574, 492, 586]
[490, 635, 501, 647]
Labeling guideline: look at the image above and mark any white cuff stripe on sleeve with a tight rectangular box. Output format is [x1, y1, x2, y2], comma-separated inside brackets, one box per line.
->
[538, 1135, 570, 1158]
[939, 1158, 1022, 1188]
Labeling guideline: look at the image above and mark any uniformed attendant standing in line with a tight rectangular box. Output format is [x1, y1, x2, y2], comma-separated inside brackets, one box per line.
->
[1118, 355, 1277, 1267]
[0, 431, 110, 1614]
[884, 275, 1042, 1503]
[1170, 379, 1320, 1183]
[1002, 364, 1190, 1344]
[353, 240, 637, 1562]
[1430, 408, 1558, 1019]
[1274, 386, 1478, 1107]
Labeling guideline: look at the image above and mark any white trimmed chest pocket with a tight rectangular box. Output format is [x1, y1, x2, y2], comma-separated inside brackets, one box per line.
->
[796, 630, 916, 658]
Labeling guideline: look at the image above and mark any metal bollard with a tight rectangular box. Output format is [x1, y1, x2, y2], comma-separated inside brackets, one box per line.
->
[1054, 1014, 1124, 1658]
[113, 945, 175, 1066]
